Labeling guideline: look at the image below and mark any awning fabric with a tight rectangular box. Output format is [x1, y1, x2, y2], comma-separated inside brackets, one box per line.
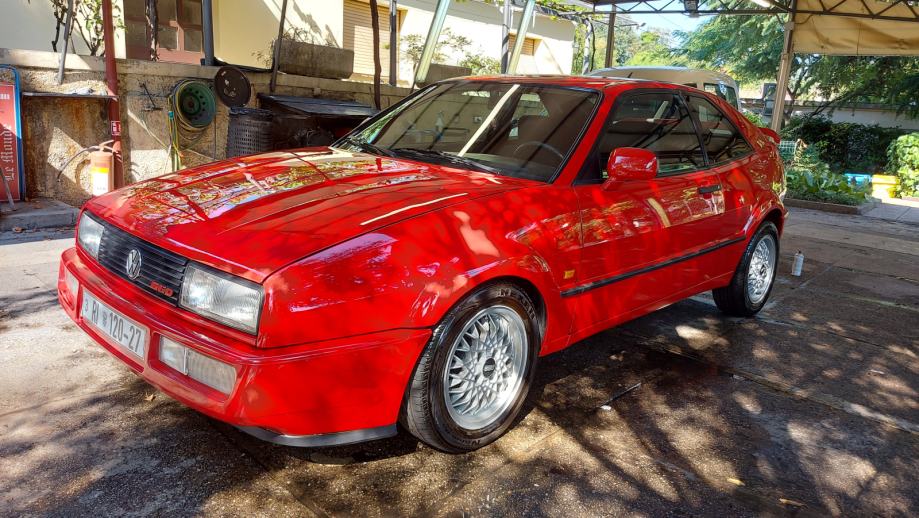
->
[793, 0, 919, 56]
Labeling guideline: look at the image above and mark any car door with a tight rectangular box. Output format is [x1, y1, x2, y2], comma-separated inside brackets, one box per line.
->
[568, 90, 725, 333]
[681, 93, 758, 277]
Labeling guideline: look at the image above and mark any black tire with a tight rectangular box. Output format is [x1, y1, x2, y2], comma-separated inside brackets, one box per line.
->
[713, 221, 780, 317]
[401, 283, 540, 453]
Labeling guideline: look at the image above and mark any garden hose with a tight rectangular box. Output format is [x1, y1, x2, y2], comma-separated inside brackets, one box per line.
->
[167, 79, 217, 170]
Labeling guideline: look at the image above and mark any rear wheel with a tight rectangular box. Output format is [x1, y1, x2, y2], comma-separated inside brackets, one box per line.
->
[713, 221, 779, 317]
[401, 283, 539, 452]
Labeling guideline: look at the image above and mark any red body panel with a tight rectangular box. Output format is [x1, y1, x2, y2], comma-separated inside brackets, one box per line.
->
[59, 77, 786, 440]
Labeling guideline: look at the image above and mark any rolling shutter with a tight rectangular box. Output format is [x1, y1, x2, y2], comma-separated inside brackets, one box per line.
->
[508, 34, 537, 56]
[343, 0, 395, 82]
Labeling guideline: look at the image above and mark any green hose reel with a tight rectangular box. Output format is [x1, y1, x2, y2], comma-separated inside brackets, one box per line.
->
[172, 80, 216, 129]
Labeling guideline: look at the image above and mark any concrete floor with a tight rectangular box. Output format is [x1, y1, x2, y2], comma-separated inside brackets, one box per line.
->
[1, 208, 917, 517]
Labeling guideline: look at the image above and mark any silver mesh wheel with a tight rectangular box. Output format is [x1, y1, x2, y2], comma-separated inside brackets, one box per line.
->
[747, 234, 777, 305]
[442, 305, 528, 430]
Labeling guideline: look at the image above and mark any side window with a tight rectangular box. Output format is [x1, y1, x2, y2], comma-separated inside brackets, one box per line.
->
[585, 92, 704, 181]
[703, 83, 737, 107]
[686, 96, 753, 165]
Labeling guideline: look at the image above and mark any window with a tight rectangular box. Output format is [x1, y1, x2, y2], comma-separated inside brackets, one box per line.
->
[685, 96, 752, 165]
[124, 0, 203, 64]
[581, 92, 704, 182]
[344, 0, 402, 83]
[508, 34, 538, 56]
[703, 83, 738, 108]
[343, 82, 599, 182]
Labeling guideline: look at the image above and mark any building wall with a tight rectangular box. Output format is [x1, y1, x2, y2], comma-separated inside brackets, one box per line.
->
[0, 0, 575, 83]
[396, 0, 575, 82]
[742, 99, 919, 131]
[213, 0, 344, 68]
[0, 0, 128, 59]
[0, 49, 410, 206]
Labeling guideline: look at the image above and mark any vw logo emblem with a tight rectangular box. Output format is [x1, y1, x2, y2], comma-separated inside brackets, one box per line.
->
[125, 249, 142, 279]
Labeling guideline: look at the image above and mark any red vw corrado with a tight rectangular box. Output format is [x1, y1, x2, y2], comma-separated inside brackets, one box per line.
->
[58, 76, 785, 452]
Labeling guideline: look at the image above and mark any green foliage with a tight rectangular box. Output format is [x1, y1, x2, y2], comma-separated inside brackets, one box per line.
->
[49, 0, 123, 56]
[459, 54, 500, 75]
[887, 133, 919, 197]
[743, 111, 765, 127]
[675, 15, 783, 85]
[781, 116, 907, 173]
[571, 23, 682, 73]
[401, 28, 482, 69]
[674, 15, 919, 121]
[785, 148, 871, 206]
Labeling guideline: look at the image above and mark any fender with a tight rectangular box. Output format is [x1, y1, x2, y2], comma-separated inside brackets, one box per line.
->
[259, 185, 580, 352]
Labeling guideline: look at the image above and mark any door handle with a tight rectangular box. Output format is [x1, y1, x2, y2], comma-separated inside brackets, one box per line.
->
[698, 184, 722, 195]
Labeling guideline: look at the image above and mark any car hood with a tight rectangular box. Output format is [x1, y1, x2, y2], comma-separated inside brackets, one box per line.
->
[86, 148, 530, 282]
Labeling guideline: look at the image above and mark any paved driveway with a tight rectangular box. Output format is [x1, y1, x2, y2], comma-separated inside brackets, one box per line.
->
[1, 208, 917, 517]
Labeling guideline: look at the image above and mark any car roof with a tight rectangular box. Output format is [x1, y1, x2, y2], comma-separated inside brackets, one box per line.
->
[588, 67, 737, 85]
[447, 75, 665, 90]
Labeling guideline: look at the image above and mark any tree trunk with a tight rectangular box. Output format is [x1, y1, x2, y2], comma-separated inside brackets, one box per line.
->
[370, 0, 382, 110]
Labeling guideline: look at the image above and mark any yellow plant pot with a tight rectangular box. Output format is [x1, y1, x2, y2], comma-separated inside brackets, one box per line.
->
[872, 174, 899, 199]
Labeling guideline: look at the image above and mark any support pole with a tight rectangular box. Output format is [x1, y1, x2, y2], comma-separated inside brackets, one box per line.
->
[202, 0, 215, 66]
[389, 0, 398, 85]
[770, 19, 795, 132]
[507, 0, 536, 74]
[57, 0, 74, 85]
[414, 0, 451, 86]
[581, 20, 594, 74]
[500, 0, 512, 74]
[270, 0, 289, 93]
[101, 0, 123, 188]
[604, 11, 615, 68]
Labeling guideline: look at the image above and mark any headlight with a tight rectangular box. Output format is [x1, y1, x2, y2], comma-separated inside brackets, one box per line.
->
[77, 212, 105, 258]
[180, 263, 263, 334]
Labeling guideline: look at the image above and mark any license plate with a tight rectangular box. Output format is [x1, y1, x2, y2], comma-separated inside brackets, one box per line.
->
[81, 291, 147, 359]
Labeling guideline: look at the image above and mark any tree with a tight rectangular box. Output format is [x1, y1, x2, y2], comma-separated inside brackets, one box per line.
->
[401, 28, 498, 74]
[47, 0, 123, 56]
[369, 0, 382, 110]
[675, 15, 919, 122]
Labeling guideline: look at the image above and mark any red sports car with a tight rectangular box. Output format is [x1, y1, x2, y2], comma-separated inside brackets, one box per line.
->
[58, 76, 786, 452]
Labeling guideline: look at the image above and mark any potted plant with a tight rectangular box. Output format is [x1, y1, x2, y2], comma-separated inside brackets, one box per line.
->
[256, 28, 354, 80]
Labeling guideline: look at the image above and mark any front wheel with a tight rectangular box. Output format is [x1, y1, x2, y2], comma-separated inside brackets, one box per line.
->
[401, 283, 539, 452]
[713, 221, 779, 317]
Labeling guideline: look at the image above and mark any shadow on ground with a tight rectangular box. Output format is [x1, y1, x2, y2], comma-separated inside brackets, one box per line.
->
[1, 209, 917, 516]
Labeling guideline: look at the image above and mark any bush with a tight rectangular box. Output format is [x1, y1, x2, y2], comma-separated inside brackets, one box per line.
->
[785, 147, 871, 205]
[781, 115, 907, 173]
[887, 133, 919, 197]
[743, 111, 765, 127]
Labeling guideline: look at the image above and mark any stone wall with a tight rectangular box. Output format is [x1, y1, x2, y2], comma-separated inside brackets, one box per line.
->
[0, 48, 411, 206]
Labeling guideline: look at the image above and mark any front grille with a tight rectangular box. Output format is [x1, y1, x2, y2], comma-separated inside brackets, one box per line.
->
[97, 222, 188, 304]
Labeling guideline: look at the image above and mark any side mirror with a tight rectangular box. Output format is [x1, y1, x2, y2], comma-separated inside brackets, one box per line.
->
[604, 147, 658, 189]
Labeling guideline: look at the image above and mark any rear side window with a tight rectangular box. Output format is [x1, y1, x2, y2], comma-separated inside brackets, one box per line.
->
[703, 83, 738, 108]
[590, 92, 705, 179]
[685, 96, 753, 165]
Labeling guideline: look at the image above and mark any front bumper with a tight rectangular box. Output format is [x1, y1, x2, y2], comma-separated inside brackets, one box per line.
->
[58, 246, 431, 445]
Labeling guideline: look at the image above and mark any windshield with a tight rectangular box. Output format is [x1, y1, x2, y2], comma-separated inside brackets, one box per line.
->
[337, 81, 600, 182]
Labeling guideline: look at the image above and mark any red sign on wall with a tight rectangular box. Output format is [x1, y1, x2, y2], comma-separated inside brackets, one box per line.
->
[0, 83, 22, 200]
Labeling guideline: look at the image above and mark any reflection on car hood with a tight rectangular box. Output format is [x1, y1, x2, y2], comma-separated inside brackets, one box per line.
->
[85, 148, 530, 282]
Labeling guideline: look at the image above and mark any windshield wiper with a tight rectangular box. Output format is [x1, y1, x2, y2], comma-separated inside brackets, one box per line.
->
[392, 147, 502, 175]
[339, 137, 395, 158]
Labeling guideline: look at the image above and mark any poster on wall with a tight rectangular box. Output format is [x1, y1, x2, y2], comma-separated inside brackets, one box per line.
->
[0, 83, 23, 201]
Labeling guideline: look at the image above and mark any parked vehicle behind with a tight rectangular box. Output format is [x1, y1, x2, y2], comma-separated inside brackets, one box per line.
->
[589, 66, 741, 110]
[58, 76, 785, 452]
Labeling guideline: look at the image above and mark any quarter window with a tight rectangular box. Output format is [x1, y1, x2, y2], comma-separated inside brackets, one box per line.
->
[686, 96, 752, 165]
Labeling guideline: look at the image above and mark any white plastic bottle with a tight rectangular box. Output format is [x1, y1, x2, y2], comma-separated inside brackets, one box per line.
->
[792, 251, 805, 277]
